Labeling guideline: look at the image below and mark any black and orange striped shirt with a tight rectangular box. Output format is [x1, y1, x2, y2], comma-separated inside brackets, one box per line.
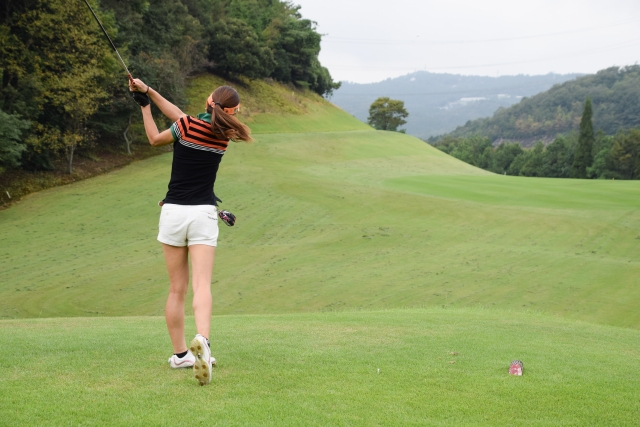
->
[163, 113, 227, 206]
[170, 113, 229, 155]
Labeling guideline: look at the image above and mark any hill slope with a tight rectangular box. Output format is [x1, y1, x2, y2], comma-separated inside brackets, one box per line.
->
[1, 74, 639, 327]
[186, 75, 371, 134]
[1, 309, 639, 426]
[331, 71, 580, 139]
[437, 65, 640, 144]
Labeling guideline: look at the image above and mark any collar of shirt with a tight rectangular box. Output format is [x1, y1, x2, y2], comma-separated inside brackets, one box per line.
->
[197, 112, 211, 121]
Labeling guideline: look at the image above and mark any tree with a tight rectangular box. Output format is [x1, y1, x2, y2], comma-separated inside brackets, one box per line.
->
[508, 151, 530, 176]
[208, 18, 275, 79]
[610, 128, 640, 179]
[0, 109, 29, 173]
[265, 16, 340, 96]
[367, 97, 409, 131]
[571, 98, 595, 178]
[0, 0, 113, 172]
[587, 132, 616, 179]
[490, 142, 524, 174]
[520, 141, 545, 176]
[542, 136, 574, 178]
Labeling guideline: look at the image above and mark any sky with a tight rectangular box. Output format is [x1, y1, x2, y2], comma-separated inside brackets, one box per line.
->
[293, 0, 640, 83]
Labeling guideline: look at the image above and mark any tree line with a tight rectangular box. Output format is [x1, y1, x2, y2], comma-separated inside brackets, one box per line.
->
[431, 66, 640, 145]
[0, 0, 339, 174]
[433, 98, 640, 180]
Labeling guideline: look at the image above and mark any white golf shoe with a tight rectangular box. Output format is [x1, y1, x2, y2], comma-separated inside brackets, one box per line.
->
[168, 351, 196, 369]
[189, 334, 216, 386]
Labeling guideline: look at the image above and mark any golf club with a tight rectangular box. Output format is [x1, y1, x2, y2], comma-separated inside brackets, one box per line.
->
[81, 0, 133, 82]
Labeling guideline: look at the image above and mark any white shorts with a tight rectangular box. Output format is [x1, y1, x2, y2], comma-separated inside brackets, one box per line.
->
[158, 204, 219, 247]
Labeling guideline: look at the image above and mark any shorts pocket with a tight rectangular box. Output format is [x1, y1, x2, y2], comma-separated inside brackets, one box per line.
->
[159, 206, 185, 229]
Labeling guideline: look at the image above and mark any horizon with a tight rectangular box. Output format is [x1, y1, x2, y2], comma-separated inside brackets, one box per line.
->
[337, 68, 590, 85]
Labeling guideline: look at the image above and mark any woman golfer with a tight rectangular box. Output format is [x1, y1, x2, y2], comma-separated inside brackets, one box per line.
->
[129, 78, 251, 386]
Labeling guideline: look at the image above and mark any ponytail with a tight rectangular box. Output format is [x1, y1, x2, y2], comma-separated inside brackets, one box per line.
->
[206, 86, 253, 142]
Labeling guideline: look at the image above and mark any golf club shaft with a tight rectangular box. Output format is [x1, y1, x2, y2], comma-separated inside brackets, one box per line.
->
[81, 0, 133, 82]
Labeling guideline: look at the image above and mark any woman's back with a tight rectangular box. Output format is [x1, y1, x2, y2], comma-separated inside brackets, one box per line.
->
[164, 113, 229, 206]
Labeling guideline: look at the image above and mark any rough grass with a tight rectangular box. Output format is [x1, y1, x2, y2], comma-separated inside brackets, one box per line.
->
[1, 308, 639, 426]
[185, 74, 370, 134]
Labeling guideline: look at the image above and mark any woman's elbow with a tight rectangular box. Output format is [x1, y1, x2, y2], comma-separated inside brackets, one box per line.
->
[148, 135, 163, 146]
[149, 135, 173, 147]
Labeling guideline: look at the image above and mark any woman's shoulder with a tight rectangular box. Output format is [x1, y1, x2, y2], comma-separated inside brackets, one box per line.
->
[174, 114, 211, 131]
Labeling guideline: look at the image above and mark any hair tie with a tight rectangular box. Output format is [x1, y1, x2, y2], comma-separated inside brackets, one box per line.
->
[205, 93, 240, 115]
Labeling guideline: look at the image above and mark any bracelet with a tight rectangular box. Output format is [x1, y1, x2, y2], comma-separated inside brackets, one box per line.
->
[145, 85, 151, 94]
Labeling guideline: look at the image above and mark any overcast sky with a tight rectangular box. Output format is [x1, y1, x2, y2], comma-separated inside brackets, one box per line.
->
[293, 0, 640, 83]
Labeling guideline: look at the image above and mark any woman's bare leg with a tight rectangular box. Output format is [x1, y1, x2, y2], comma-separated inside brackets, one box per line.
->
[162, 243, 190, 354]
[188, 244, 215, 339]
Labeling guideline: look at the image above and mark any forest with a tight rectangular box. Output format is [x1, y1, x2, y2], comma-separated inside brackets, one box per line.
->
[0, 0, 339, 175]
[434, 126, 640, 180]
[429, 65, 640, 180]
[432, 66, 640, 145]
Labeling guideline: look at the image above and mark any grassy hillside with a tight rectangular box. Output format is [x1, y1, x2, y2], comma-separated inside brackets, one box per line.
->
[1, 74, 639, 327]
[2, 73, 640, 425]
[1, 309, 639, 426]
[186, 74, 370, 134]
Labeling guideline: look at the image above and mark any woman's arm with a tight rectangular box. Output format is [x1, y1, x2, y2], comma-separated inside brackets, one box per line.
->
[130, 79, 185, 122]
[141, 105, 175, 146]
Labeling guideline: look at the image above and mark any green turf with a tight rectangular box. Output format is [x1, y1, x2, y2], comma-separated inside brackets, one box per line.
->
[1, 308, 639, 426]
[1, 130, 639, 328]
[385, 174, 640, 210]
[2, 74, 640, 425]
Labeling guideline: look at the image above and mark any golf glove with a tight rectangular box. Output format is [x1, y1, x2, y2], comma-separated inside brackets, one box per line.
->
[131, 91, 150, 107]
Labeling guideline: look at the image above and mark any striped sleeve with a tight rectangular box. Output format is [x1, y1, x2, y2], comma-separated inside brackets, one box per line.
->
[170, 122, 179, 142]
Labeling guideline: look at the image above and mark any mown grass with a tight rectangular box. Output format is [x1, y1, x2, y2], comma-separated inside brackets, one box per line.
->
[1, 130, 639, 328]
[1, 308, 639, 426]
[2, 74, 640, 426]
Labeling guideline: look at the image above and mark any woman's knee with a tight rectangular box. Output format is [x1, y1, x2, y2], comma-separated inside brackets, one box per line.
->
[168, 281, 189, 297]
[191, 280, 212, 297]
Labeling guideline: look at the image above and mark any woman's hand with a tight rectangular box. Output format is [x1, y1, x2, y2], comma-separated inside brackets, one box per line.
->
[129, 77, 185, 121]
[129, 78, 151, 107]
[129, 78, 149, 94]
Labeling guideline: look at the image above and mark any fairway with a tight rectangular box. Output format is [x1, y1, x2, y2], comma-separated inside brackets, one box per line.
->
[386, 174, 640, 210]
[1, 129, 639, 327]
[1, 74, 640, 425]
[1, 309, 639, 426]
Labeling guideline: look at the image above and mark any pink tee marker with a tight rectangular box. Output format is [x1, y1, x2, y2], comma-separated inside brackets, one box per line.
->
[509, 360, 524, 376]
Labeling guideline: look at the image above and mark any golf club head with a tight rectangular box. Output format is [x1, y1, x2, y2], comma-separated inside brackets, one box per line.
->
[218, 210, 236, 226]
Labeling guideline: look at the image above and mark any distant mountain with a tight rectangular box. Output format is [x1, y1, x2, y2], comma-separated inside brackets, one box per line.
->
[434, 66, 640, 146]
[329, 71, 581, 139]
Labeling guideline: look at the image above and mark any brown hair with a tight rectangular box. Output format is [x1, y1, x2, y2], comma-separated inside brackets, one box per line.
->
[206, 86, 253, 142]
